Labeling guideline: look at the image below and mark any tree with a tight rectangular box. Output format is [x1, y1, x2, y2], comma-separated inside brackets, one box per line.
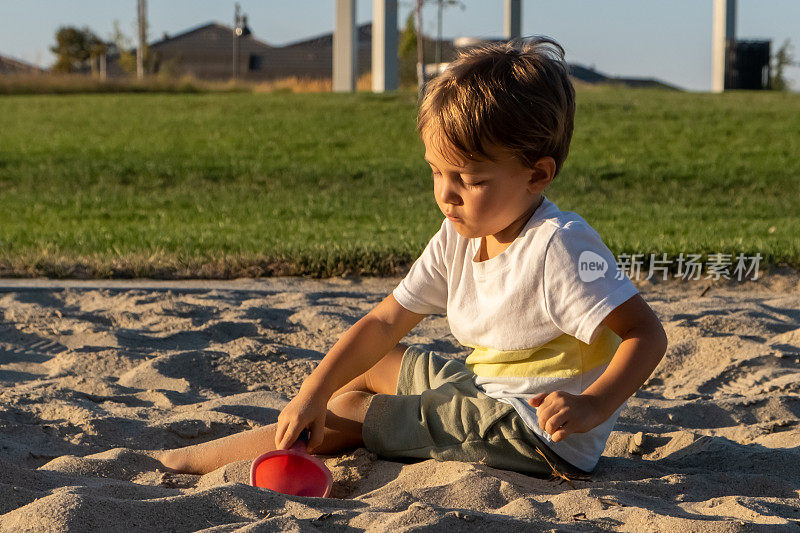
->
[50, 26, 104, 73]
[771, 39, 796, 91]
[110, 20, 138, 75]
[398, 12, 418, 88]
[398, 1, 466, 90]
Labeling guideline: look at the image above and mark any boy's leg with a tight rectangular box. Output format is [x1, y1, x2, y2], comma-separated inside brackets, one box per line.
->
[158, 342, 408, 474]
[158, 390, 374, 475]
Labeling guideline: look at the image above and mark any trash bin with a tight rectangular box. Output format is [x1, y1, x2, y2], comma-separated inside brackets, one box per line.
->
[725, 39, 771, 90]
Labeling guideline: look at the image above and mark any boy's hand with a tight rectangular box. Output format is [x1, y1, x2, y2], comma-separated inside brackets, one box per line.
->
[528, 391, 605, 443]
[274, 388, 329, 453]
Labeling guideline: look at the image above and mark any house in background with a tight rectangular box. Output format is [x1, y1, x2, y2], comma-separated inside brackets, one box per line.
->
[141, 21, 374, 81]
[568, 63, 679, 90]
[104, 19, 677, 89]
[147, 21, 272, 80]
[266, 23, 373, 81]
[0, 54, 46, 75]
[428, 36, 679, 90]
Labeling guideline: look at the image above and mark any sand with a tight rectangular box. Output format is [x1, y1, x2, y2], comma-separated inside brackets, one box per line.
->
[0, 271, 798, 532]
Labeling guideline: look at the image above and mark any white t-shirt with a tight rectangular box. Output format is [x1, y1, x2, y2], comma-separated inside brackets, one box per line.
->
[392, 195, 639, 471]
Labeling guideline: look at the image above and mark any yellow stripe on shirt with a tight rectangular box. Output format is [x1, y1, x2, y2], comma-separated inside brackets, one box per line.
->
[464, 325, 622, 379]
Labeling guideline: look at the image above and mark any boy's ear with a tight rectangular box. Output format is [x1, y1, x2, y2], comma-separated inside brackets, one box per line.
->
[528, 156, 556, 192]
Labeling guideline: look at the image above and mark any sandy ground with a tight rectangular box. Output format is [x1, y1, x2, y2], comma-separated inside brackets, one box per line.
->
[0, 271, 798, 532]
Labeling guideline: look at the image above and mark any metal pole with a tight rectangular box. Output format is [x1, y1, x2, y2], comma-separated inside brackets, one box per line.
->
[712, 0, 736, 92]
[333, 0, 357, 92]
[100, 53, 107, 81]
[137, 0, 147, 79]
[233, 3, 241, 80]
[504, 0, 521, 40]
[372, 0, 398, 92]
[435, 0, 442, 66]
[415, 0, 425, 100]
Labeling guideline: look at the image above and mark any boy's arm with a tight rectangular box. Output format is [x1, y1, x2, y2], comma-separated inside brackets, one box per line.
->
[530, 294, 668, 442]
[300, 293, 426, 399]
[275, 294, 426, 450]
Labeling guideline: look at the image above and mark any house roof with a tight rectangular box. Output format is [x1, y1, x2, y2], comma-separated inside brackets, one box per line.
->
[149, 22, 273, 49]
[140, 21, 680, 89]
[0, 54, 45, 74]
[280, 23, 372, 49]
[569, 63, 680, 90]
[151, 20, 374, 51]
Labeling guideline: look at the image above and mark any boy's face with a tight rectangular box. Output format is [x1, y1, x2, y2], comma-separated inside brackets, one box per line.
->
[422, 128, 552, 241]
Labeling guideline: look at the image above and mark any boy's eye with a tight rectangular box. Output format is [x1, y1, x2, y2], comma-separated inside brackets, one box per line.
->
[431, 171, 483, 188]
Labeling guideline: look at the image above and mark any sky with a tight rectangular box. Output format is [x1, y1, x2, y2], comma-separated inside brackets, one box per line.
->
[2, 0, 798, 92]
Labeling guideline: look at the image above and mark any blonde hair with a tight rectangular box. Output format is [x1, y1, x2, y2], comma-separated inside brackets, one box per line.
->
[418, 36, 575, 178]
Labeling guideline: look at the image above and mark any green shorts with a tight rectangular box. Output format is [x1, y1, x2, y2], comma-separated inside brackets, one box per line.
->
[361, 345, 583, 477]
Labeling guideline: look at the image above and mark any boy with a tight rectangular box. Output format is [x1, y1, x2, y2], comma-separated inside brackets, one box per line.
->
[159, 37, 667, 477]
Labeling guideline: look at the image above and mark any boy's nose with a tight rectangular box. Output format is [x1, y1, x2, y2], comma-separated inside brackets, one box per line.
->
[437, 183, 461, 206]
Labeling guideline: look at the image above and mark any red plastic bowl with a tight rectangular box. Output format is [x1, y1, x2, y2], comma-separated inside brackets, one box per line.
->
[249, 429, 333, 498]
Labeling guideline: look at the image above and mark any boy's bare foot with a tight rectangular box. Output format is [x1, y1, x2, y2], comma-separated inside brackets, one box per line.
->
[157, 449, 195, 474]
[154, 394, 373, 476]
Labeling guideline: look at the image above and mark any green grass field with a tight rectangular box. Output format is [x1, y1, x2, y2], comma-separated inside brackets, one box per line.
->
[0, 88, 798, 278]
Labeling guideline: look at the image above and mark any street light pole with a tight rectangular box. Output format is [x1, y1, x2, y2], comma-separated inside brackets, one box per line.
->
[232, 3, 242, 80]
[416, 0, 425, 101]
[436, 0, 442, 66]
[136, 0, 147, 79]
